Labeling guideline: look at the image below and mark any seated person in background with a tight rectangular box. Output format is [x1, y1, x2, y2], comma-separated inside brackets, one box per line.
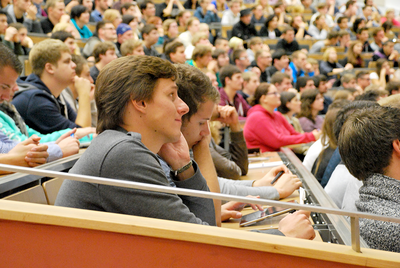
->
[156, 0, 185, 21]
[0, 16, 24, 56]
[289, 50, 314, 84]
[250, 50, 272, 83]
[300, 0, 316, 13]
[335, 0, 357, 28]
[0, 44, 80, 163]
[194, 0, 220, 23]
[339, 105, 400, 253]
[246, 37, 265, 63]
[40, 0, 67, 34]
[259, 14, 281, 39]
[311, 101, 344, 186]
[186, 45, 213, 70]
[56, 55, 315, 238]
[340, 74, 358, 91]
[184, 32, 210, 60]
[370, 27, 387, 52]
[232, 49, 250, 73]
[324, 101, 377, 210]
[313, 75, 333, 115]
[120, 39, 145, 56]
[290, 14, 311, 39]
[386, 81, 400, 96]
[297, 89, 324, 132]
[70, 5, 93, 39]
[6, 23, 32, 56]
[276, 27, 300, 56]
[176, 64, 304, 201]
[357, 27, 374, 53]
[278, 91, 302, 133]
[13, 40, 90, 134]
[82, 21, 118, 59]
[208, 48, 230, 86]
[296, 76, 315, 93]
[334, 89, 355, 101]
[231, 9, 258, 41]
[308, 14, 329, 40]
[251, 5, 266, 24]
[211, 0, 228, 12]
[339, 40, 364, 68]
[356, 71, 371, 92]
[370, 58, 394, 89]
[90, 42, 118, 84]
[221, 0, 241, 26]
[214, 38, 230, 54]
[372, 40, 399, 68]
[309, 3, 335, 28]
[319, 47, 352, 80]
[218, 65, 250, 118]
[62, 54, 97, 128]
[115, 23, 134, 53]
[337, 30, 351, 52]
[380, 8, 400, 27]
[162, 19, 179, 48]
[309, 31, 339, 54]
[265, 49, 290, 83]
[164, 41, 186, 64]
[244, 83, 319, 152]
[2, 0, 42, 34]
[238, 71, 259, 104]
[142, 24, 161, 57]
[333, 17, 354, 39]
[271, 72, 292, 93]
[51, 31, 79, 56]
[308, 58, 320, 76]
[178, 17, 200, 48]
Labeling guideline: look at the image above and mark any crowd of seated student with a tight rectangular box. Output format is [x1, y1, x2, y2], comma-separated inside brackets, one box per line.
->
[2, 0, 400, 253]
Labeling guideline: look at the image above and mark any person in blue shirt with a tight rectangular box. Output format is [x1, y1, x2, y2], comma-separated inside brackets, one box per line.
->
[288, 50, 314, 84]
[70, 5, 93, 39]
[194, 0, 220, 24]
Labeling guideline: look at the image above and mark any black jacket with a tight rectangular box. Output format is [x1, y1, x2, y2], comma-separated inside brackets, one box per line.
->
[231, 21, 258, 41]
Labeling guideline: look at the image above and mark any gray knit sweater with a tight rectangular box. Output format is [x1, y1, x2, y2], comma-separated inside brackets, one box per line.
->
[356, 173, 400, 253]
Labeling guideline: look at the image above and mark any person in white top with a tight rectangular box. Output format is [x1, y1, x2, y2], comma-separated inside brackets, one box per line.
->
[309, 3, 335, 28]
[221, 0, 241, 25]
[178, 17, 200, 48]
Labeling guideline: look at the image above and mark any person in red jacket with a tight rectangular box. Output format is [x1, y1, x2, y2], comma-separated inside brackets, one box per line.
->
[244, 83, 320, 152]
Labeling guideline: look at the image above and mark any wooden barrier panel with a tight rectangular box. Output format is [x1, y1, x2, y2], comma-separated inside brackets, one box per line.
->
[3, 185, 47, 204]
[42, 178, 65, 205]
[0, 200, 399, 267]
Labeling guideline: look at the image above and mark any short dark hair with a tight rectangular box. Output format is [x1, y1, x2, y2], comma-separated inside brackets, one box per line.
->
[337, 16, 348, 24]
[296, 76, 313, 91]
[70, 5, 88, 20]
[357, 27, 369, 35]
[278, 91, 296, 114]
[356, 70, 370, 80]
[219, 65, 241, 87]
[271, 72, 290, 85]
[165, 41, 184, 57]
[0, 44, 23, 74]
[122, 14, 135, 25]
[212, 48, 226, 59]
[282, 26, 294, 34]
[327, 31, 339, 40]
[333, 100, 379, 141]
[141, 24, 157, 36]
[51, 31, 74, 42]
[71, 54, 88, 76]
[339, 105, 400, 180]
[232, 49, 246, 62]
[313, 74, 327, 88]
[272, 49, 287, 65]
[386, 81, 400, 95]
[265, 14, 278, 28]
[345, 0, 356, 9]
[140, 0, 154, 12]
[93, 41, 115, 63]
[175, 64, 220, 123]
[96, 55, 177, 133]
[121, 2, 135, 13]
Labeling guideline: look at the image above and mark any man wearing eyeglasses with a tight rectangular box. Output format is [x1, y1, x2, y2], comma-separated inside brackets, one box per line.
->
[82, 21, 120, 59]
[232, 49, 250, 73]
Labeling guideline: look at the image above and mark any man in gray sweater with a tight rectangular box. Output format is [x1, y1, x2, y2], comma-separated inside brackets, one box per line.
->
[339, 105, 400, 253]
[56, 56, 315, 239]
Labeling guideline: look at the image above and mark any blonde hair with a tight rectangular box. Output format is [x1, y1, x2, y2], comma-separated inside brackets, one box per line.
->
[120, 39, 143, 56]
[29, 39, 70, 76]
[228, 37, 243, 50]
[103, 9, 121, 24]
[45, 0, 63, 10]
[378, 94, 400, 109]
[323, 47, 337, 62]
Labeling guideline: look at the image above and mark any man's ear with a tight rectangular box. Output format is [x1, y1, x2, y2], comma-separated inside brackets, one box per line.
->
[392, 139, 400, 158]
[131, 99, 147, 114]
[44, 62, 55, 75]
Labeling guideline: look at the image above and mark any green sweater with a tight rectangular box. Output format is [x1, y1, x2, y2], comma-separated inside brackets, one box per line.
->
[0, 108, 92, 143]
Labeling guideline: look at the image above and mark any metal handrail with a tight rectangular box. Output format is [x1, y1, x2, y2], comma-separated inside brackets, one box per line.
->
[0, 163, 398, 253]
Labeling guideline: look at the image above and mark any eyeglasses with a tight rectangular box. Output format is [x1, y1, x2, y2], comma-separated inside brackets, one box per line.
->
[266, 92, 279, 96]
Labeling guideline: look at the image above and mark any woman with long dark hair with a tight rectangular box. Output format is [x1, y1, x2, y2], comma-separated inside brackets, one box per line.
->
[297, 89, 324, 133]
